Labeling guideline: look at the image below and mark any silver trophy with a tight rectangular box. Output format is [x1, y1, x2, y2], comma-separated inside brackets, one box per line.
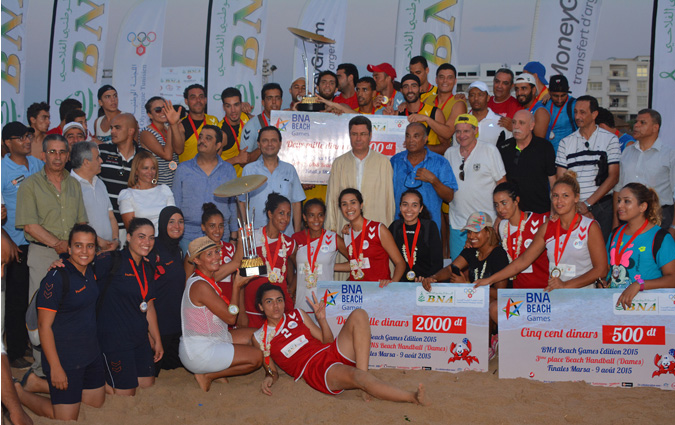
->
[288, 27, 336, 111]
[214, 175, 268, 276]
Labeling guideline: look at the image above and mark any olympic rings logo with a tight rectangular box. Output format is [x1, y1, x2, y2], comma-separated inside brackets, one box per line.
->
[464, 288, 476, 298]
[127, 32, 157, 56]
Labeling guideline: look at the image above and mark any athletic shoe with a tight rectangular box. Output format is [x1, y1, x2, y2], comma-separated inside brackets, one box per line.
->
[9, 357, 31, 369]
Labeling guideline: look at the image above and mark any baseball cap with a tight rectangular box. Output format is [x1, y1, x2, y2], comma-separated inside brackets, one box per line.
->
[514, 73, 537, 86]
[2, 121, 34, 141]
[367, 63, 397, 80]
[400, 73, 420, 85]
[523, 61, 548, 85]
[454, 113, 479, 128]
[548, 75, 571, 93]
[187, 236, 218, 262]
[468, 81, 489, 94]
[62, 122, 85, 135]
[462, 212, 494, 233]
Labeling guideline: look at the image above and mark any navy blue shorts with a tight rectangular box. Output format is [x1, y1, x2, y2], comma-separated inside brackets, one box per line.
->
[102, 341, 154, 390]
[43, 353, 105, 405]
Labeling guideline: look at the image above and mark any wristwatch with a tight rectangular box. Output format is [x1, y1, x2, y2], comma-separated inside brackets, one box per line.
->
[583, 200, 592, 210]
[634, 274, 645, 291]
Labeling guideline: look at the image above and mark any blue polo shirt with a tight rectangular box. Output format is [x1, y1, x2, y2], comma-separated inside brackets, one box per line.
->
[172, 156, 238, 243]
[94, 249, 157, 352]
[36, 261, 99, 369]
[1, 155, 43, 245]
[239, 157, 306, 237]
[390, 147, 457, 233]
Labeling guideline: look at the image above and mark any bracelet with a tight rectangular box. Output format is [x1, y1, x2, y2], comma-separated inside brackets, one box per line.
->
[634, 274, 645, 291]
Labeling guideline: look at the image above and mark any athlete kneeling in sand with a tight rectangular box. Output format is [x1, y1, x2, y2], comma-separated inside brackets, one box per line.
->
[253, 283, 429, 405]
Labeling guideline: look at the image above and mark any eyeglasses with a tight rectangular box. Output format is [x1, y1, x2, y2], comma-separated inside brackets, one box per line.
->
[9, 133, 34, 141]
[46, 149, 67, 155]
[584, 141, 590, 149]
[404, 170, 422, 189]
[153, 107, 163, 113]
[459, 158, 466, 181]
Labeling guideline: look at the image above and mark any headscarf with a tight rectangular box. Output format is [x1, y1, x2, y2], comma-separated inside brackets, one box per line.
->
[157, 206, 184, 258]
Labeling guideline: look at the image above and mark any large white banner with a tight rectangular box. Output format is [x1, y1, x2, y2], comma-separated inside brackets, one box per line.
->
[206, 0, 269, 120]
[271, 111, 408, 184]
[159, 66, 205, 108]
[499, 289, 675, 390]
[394, 0, 463, 85]
[112, 0, 166, 129]
[291, 0, 347, 92]
[530, 0, 603, 97]
[49, 0, 110, 130]
[318, 281, 489, 372]
[1, 0, 29, 126]
[652, 0, 675, 148]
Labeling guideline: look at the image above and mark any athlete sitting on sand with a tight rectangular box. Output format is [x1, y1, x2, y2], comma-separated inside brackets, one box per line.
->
[252, 282, 429, 405]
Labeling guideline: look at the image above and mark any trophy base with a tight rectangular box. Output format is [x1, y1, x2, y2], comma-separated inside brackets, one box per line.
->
[297, 98, 325, 112]
[239, 256, 267, 277]
[240, 264, 267, 277]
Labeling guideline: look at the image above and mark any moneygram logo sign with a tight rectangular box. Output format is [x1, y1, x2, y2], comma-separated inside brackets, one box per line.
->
[127, 32, 157, 56]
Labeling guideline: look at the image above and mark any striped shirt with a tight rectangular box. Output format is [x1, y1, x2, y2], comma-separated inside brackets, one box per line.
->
[99, 143, 146, 227]
[555, 126, 621, 201]
[140, 125, 178, 187]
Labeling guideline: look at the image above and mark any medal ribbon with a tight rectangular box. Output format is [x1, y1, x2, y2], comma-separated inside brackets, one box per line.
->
[187, 115, 202, 141]
[129, 258, 148, 302]
[402, 220, 421, 271]
[306, 229, 325, 274]
[529, 89, 544, 111]
[261, 113, 270, 127]
[507, 212, 526, 260]
[548, 99, 567, 134]
[262, 318, 284, 368]
[150, 122, 166, 142]
[263, 227, 282, 270]
[350, 219, 369, 262]
[434, 94, 454, 111]
[223, 117, 241, 150]
[554, 214, 580, 269]
[195, 269, 231, 305]
[612, 219, 649, 267]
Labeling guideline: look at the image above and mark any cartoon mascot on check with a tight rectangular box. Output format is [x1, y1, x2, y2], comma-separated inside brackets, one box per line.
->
[448, 338, 479, 365]
[652, 349, 675, 377]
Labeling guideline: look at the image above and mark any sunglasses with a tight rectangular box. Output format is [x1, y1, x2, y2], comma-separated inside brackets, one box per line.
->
[153, 107, 163, 113]
[459, 158, 465, 181]
[513, 149, 521, 166]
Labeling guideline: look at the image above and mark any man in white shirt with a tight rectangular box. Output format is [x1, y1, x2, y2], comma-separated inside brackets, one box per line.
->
[466, 81, 511, 146]
[614, 109, 675, 237]
[70, 141, 119, 251]
[445, 114, 506, 259]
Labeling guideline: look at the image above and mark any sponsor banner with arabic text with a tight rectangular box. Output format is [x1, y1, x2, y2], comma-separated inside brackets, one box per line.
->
[652, 0, 675, 148]
[206, 0, 268, 119]
[498, 288, 675, 390]
[394, 0, 463, 85]
[271, 111, 408, 185]
[159, 66, 205, 108]
[2, 0, 29, 126]
[112, 0, 166, 129]
[49, 0, 110, 132]
[317, 282, 489, 372]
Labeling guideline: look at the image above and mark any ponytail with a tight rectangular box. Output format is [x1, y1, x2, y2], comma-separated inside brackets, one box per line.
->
[623, 183, 662, 226]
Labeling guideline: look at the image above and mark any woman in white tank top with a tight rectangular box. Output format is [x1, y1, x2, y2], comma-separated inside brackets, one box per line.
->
[475, 171, 608, 291]
[179, 237, 262, 392]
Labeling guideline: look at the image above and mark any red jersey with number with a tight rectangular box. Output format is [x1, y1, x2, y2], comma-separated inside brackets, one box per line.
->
[344, 221, 391, 281]
[267, 309, 329, 380]
[216, 241, 236, 297]
[499, 212, 549, 289]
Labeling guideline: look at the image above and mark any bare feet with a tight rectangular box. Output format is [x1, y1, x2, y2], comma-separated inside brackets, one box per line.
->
[194, 374, 212, 392]
[361, 390, 372, 402]
[22, 372, 48, 394]
[214, 377, 229, 384]
[414, 383, 430, 406]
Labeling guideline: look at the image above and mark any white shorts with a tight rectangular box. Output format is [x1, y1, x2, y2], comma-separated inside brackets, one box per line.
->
[179, 336, 235, 374]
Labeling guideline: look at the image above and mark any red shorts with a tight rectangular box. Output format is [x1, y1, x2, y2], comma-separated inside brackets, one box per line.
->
[301, 339, 356, 395]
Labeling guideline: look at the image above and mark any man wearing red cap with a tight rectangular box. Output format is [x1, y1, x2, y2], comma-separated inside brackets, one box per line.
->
[367, 63, 405, 112]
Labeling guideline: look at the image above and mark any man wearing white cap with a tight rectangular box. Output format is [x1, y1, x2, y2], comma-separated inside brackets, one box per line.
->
[466, 81, 511, 146]
[62, 122, 86, 147]
[514, 73, 550, 140]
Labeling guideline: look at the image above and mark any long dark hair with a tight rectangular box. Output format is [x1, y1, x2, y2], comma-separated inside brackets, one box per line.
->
[398, 189, 431, 221]
[255, 283, 285, 314]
